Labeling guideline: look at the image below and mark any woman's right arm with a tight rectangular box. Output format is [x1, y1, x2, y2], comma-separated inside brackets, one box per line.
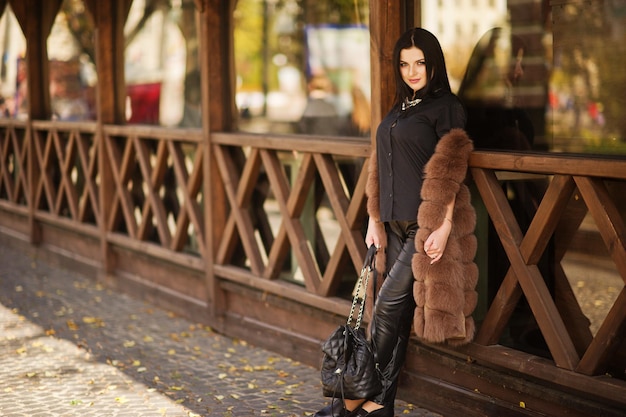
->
[365, 217, 384, 249]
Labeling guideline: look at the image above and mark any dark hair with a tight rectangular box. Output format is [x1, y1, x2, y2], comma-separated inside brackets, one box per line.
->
[393, 27, 452, 107]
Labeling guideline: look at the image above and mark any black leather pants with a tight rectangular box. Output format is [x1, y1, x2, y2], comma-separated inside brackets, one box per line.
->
[370, 220, 418, 406]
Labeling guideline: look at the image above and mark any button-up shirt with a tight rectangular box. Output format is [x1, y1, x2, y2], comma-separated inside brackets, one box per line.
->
[375, 92, 466, 222]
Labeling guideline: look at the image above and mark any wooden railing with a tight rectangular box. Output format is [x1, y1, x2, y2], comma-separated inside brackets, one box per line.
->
[1, 120, 625, 413]
[0, 119, 29, 210]
[468, 152, 626, 377]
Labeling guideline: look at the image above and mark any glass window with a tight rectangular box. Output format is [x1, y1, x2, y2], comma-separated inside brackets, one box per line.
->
[425, 1, 626, 157]
[234, 0, 371, 137]
[47, 0, 97, 121]
[124, 0, 201, 127]
[0, 4, 27, 119]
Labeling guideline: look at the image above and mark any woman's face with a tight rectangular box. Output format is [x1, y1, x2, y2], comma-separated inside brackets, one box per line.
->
[400, 46, 427, 92]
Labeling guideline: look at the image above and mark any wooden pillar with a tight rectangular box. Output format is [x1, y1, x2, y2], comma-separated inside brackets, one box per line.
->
[368, 1, 404, 145]
[10, 0, 62, 244]
[86, 0, 130, 274]
[197, 0, 233, 327]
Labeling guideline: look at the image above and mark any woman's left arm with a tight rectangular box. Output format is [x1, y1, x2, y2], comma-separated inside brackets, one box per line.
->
[423, 196, 455, 264]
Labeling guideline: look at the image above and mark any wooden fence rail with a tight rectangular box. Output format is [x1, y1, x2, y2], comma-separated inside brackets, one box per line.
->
[1, 119, 625, 415]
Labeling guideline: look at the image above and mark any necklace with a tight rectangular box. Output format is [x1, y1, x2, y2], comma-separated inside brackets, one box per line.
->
[401, 97, 422, 111]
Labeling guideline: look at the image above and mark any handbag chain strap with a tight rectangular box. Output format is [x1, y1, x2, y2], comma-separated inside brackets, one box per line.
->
[347, 245, 375, 330]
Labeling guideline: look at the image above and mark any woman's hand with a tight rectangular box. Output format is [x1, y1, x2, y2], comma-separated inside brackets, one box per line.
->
[365, 217, 383, 250]
[424, 218, 452, 264]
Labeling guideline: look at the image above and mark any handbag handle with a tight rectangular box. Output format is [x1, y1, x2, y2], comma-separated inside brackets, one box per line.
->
[347, 244, 377, 330]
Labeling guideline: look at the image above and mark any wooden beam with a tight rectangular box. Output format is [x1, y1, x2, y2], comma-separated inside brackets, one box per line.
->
[198, 0, 234, 324]
[8, 0, 27, 34]
[23, 0, 62, 119]
[369, 1, 403, 146]
[94, 1, 127, 124]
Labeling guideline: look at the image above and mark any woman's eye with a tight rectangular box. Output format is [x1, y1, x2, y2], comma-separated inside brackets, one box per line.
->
[417, 60, 426, 66]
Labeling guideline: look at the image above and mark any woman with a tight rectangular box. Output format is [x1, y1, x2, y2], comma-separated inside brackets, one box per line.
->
[316, 27, 477, 417]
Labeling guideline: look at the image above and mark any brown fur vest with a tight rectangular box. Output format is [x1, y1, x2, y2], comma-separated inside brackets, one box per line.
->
[365, 128, 478, 345]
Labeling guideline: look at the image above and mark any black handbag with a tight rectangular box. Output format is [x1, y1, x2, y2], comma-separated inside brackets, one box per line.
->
[320, 245, 382, 400]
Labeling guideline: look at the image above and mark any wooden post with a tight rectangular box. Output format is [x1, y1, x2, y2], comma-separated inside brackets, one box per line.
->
[198, 0, 234, 328]
[12, 0, 62, 244]
[88, 0, 130, 274]
[368, 1, 404, 146]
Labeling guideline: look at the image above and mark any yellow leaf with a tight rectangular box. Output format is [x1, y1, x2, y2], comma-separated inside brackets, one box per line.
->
[519, 401, 526, 408]
[215, 395, 224, 401]
[231, 394, 240, 399]
[170, 386, 184, 391]
[168, 349, 176, 355]
[45, 328, 56, 336]
[143, 335, 154, 342]
[115, 397, 128, 404]
[66, 320, 79, 331]
[218, 373, 227, 379]
[123, 340, 136, 348]
[83, 316, 105, 327]
[133, 360, 141, 366]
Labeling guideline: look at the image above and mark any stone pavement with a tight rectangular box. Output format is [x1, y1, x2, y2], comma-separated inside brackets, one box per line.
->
[0, 242, 443, 417]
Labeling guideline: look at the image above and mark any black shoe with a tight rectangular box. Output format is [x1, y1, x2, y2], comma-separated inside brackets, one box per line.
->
[353, 405, 394, 417]
[314, 399, 363, 417]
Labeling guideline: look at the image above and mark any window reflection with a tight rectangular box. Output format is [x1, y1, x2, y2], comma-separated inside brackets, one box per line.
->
[234, 0, 371, 137]
[48, 0, 97, 121]
[124, 0, 200, 127]
[549, 1, 626, 154]
[0, 5, 27, 119]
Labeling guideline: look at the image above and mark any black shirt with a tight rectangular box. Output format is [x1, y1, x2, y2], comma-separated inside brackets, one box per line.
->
[375, 92, 466, 222]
